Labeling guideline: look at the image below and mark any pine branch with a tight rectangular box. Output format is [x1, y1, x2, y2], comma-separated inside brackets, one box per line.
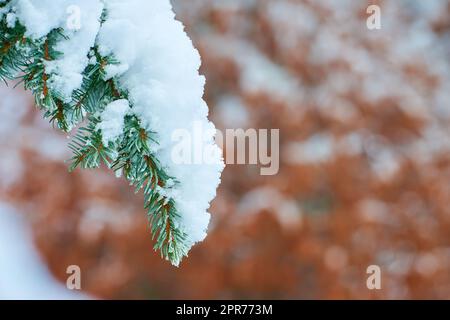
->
[111, 115, 189, 265]
[68, 115, 115, 171]
[0, 21, 26, 83]
[0, 4, 195, 266]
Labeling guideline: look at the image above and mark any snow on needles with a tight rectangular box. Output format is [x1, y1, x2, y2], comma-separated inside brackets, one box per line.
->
[11, 0, 224, 258]
[98, 99, 130, 145]
[97, 0, 224, 250]
[13, 0, 104, 99]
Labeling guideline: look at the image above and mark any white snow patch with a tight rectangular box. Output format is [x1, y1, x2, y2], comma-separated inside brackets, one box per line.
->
[97, 0, 224, 251]
[0, 203, 89, 299]
[238, 187, 302, 229]
[285, 134, 334, 165]
[98, 99, 130, 145]
[14, 0, 104, 99]
[215, 95, 249, 129]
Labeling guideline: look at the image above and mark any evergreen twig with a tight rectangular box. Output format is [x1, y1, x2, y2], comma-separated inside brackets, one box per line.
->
[0, 3, 189, 266]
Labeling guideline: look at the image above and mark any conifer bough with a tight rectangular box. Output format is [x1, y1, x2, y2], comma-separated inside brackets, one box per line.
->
[0, 0, 224, 266]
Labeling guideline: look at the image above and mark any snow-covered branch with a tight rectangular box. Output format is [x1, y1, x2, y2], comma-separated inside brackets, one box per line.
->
[0, 0, 224, 266]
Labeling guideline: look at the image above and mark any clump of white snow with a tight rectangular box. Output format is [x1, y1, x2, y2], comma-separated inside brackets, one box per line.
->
[98, 99, 130, 145]
[13, 0, 104, 100]
[97, 0, 224, 250]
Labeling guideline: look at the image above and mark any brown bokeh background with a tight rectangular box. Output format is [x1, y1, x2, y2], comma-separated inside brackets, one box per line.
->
[1, 0, 450, 299]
